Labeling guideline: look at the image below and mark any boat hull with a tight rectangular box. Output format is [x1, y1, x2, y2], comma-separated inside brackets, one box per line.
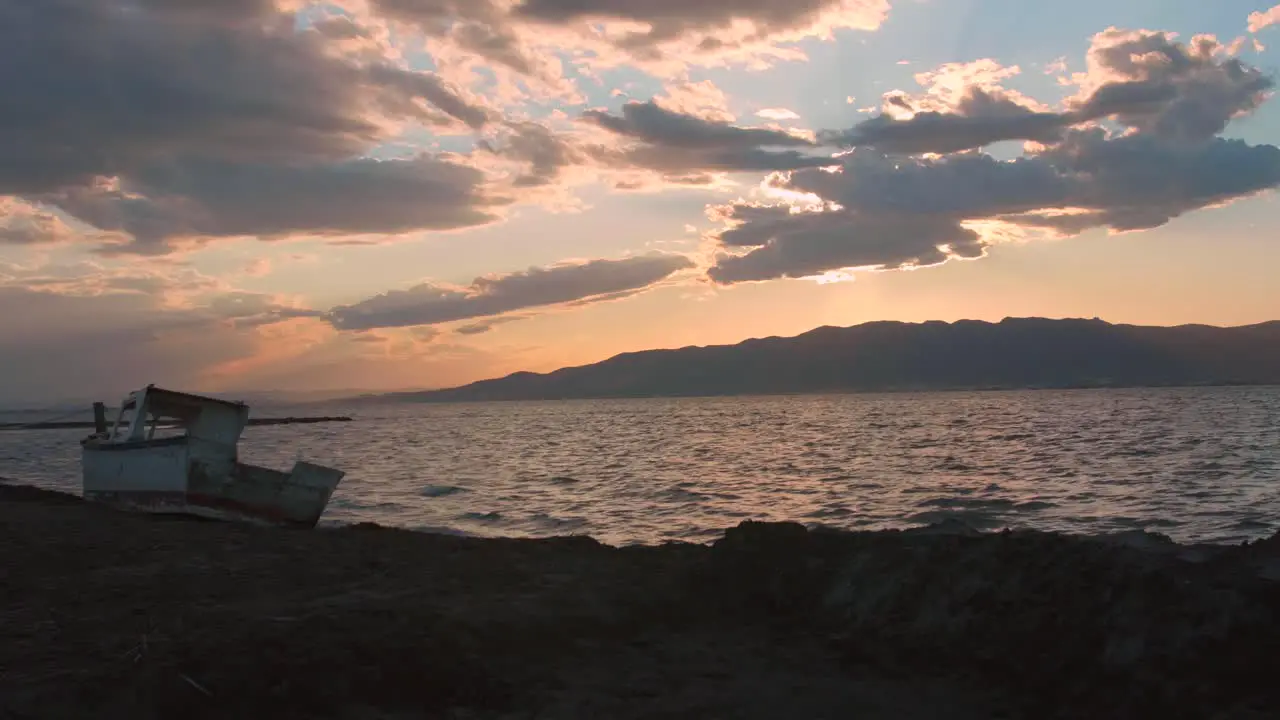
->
[82, 442, 344, 529]
[188, 459, 345, 528]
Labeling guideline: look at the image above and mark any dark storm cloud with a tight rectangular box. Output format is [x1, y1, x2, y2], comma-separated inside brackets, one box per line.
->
[0, 0, 499, 252]
[327, 254, 694, 330]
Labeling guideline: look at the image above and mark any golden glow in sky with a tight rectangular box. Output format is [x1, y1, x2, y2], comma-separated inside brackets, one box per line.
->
[0, 0, 1277, 403]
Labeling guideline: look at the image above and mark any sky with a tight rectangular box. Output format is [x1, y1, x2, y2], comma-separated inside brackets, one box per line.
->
[2, 0, 1279, 405]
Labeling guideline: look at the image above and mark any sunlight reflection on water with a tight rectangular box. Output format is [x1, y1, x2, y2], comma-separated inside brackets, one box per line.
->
[3, 387, 1278, 545]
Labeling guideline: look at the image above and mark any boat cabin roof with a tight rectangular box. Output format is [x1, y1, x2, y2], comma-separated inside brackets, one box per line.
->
[122, 386, 245, 418]
[114, 385, 250, 446]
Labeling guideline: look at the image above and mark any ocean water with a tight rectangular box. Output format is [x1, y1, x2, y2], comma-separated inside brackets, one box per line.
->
[2, 387, 1278, 546]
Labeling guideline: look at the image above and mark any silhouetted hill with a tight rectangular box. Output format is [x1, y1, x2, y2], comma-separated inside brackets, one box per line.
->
[382, 318, 1280, 402]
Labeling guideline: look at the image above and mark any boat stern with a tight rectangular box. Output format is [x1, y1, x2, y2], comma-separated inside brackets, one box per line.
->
[186, 459, 345, 528]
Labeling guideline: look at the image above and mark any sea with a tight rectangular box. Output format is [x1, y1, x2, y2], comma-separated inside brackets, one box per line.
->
[2, 387, 1278, 546]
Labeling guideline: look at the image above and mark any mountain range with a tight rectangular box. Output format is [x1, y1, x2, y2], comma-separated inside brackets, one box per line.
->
[373, 317, 1280, 403]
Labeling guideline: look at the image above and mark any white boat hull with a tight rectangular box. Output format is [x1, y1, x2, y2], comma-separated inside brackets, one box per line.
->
[82, 439, 344, 528]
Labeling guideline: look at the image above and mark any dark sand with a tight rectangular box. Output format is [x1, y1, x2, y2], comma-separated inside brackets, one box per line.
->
[3, 482, 1279, 719]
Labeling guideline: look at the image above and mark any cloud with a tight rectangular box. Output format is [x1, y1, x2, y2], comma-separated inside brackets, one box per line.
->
[0, 0, 490, 194]
[821, 32, 1274, 154]
[1067, 29, 1274, 143]
[1249, 5, 1280, 33]
[0, 0, 506, 254]
[511, 0, 889, 58]
[454, 315, 529, 335]
[328, 254, 694, 330]
[239, 258, 274, 278]
[41, 156, 506, 255]
[701, 29, 1277, 287]
[0, 199, 111, 247]
[822, 87, 1069, 154]
[583, 101, 832, 175]
[478, 96, 835, 191]
[0, 285, 260, 403]
[651, 81, 737, 122]
[369, 0, 890, 75]
[478, 122, 589, 188]
[707, 131, 1280, 283]
[0, 259, 519, 403]
[207, 292, 326, 329]
[757, 108, 802, 121]
[708, 208, 983, 283]
[0, 0, 891, 256]
[0, 260, 322, 324]
[447, 21, 535, 73]
[585, 101, 810, 150]
[0, 261, 332, 403]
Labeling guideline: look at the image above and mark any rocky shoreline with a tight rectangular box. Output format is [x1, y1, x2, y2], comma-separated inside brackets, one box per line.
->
[3, 481, 1279, 719]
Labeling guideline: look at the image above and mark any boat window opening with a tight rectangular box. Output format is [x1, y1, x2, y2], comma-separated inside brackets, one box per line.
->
[148, 413, 189, 440]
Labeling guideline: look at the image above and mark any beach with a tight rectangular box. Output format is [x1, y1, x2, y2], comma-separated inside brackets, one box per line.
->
[3, 481, 1279, 719]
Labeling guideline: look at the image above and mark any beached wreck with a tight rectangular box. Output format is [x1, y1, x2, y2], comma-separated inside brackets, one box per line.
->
[81, 385, 344, 528]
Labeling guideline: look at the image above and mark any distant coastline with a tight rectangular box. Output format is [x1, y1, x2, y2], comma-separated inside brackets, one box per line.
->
[356, 317, 1280, 404]
[358, 380, 1280, 406]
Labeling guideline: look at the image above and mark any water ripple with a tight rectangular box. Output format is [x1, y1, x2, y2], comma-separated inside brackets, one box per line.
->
[3, 387, 1279, 545]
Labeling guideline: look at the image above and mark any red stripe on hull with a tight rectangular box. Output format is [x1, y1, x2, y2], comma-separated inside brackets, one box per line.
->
[186, 492, 315, 528]
[86, 490, 316, 528]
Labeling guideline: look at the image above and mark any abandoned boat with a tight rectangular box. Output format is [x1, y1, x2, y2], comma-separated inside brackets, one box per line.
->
[81, 385, 345, 528]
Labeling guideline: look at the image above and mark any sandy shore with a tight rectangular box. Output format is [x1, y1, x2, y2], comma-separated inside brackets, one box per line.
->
[2, 482, 1279, 719]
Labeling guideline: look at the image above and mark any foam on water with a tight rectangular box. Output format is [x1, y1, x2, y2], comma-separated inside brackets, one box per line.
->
[2, 386, 1278, 545]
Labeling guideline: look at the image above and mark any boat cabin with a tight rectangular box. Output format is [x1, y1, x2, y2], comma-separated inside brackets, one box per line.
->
[100, 385, 250, 450]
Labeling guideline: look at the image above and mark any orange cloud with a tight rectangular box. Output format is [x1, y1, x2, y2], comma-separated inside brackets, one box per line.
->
[1248, 5, 1280, 33]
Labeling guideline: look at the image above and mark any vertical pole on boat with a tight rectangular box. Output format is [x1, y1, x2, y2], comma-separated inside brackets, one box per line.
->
[92, 402, 107, 435]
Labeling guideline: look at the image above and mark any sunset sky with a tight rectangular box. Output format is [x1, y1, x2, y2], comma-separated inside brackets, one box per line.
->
[2, 0, 1279, 404]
